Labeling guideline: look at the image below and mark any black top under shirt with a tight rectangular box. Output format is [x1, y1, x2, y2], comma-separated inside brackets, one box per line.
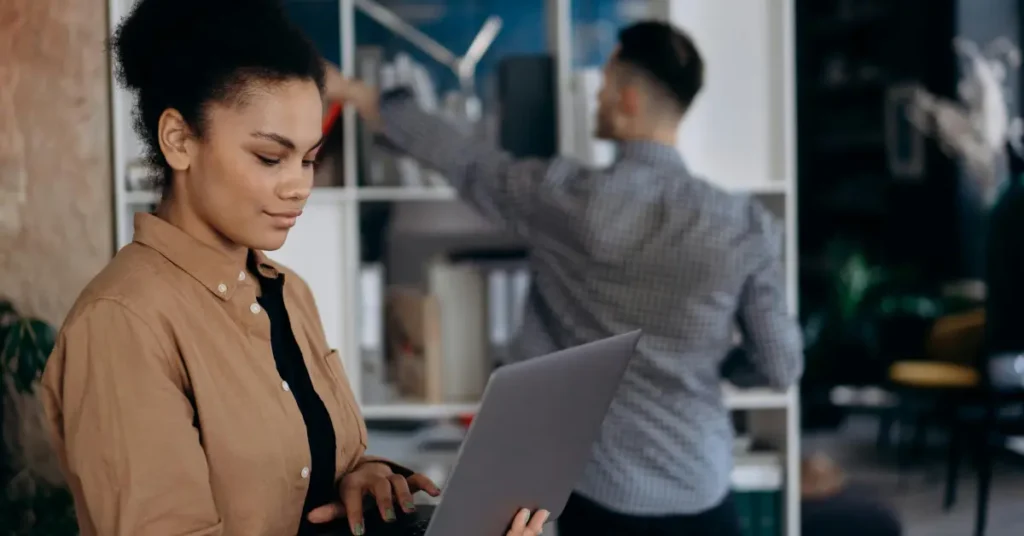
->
[250, 254, 337, 535]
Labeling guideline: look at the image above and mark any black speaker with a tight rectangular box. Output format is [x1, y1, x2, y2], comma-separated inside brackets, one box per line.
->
[497, 54, 557, 159]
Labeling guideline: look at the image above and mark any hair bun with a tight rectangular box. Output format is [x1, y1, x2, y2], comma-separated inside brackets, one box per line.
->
[112, 0, 285, 92]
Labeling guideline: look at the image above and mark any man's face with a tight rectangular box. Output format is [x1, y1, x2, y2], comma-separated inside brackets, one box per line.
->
[594, 54, 623, 141]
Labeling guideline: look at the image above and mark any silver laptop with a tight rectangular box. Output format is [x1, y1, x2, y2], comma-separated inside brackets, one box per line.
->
[335, 330, 640, 536]
[422, 330, 640, 535]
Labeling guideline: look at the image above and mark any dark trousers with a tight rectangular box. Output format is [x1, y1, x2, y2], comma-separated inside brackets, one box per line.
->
[557, 492, 742, 536]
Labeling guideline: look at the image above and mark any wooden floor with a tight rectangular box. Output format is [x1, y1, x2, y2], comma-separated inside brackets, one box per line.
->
[804, 416, 1024, 536]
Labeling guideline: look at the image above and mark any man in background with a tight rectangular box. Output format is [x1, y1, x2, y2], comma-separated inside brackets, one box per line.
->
[330, 20, 803, 536]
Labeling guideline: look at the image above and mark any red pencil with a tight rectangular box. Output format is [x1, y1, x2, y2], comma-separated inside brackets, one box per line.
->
[322, 102, 342, 135]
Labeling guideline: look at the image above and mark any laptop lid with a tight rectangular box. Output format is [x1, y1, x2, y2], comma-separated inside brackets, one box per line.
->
[423, 330, 641, 536]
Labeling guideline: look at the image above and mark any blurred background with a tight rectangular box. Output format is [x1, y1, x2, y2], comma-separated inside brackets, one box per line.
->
[3, 0, 1024, 535]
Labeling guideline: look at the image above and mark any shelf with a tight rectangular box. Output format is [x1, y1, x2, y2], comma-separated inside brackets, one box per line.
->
[362, 402, 478, 420]
[356, 181, 787, 202]
[726, 180, 790, 196]
[360, 385, 791, 420]
[307, 187, 354, 204]
[723, 385, 792, 410]
[120, 188, 353, 207]
[357, 186, 458, 202]
[124, 190, 160, 205]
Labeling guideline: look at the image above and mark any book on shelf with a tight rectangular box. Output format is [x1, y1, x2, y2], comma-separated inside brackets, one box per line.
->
[364, 253, 529, 408]
[385, 286, 443, 403]
[427, 256, 489, 402]
[356, 46, 392, 188]
[732, 449, 784, 536]
[486, 264, 531, 366]
[359, 263, 391, 404]
[355, 47, 490, 190]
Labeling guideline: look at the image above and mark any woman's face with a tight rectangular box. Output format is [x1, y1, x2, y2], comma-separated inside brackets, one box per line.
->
[161, 78, 324, 252]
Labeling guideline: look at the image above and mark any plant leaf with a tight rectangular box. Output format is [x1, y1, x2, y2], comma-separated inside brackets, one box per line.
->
[0, 317, 57, 394]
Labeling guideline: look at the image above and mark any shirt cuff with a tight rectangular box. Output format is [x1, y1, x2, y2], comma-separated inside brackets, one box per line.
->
[374, 87, 420, 154]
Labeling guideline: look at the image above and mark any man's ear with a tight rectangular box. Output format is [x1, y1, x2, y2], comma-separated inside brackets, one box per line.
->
[620, 85, 642, 116]
[157, 108, 193, 172]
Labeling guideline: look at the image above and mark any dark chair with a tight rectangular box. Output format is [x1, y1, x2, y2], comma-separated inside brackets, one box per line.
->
[943, 355, 1024, 536]
[882, 309, 983, 485]
[942, 140, 1024, 536]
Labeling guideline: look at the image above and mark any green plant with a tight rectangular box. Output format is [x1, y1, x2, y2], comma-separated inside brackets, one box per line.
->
[0, 299, 77, 536]
[799, 242, 954, 428]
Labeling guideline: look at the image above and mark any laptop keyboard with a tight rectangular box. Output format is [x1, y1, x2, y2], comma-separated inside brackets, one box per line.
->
[408, 518, 431, 535]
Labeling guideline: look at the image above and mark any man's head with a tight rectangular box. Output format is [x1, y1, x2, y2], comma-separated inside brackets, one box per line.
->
[595, 21, 704, 143]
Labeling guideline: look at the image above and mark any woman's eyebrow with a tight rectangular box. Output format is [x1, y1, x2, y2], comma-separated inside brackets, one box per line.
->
[250, 131, 325, 152]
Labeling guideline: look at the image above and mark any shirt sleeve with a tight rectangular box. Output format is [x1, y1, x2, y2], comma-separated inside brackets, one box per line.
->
[42, 299, 222, 536]
[735, 212, 804, 390]
[375, 88, 588, 240]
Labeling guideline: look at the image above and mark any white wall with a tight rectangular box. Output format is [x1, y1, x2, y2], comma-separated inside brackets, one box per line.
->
[650, 0, 791, 190]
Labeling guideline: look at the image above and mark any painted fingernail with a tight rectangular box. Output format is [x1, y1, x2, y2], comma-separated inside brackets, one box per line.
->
[353, 522, 365, 536]
[384, 508, 396, 521]
[403, 501, 416, 511]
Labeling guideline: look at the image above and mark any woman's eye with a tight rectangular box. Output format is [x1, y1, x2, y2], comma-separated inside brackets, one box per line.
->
[256, 155, 280, 166]
[302, 160, 316, 168]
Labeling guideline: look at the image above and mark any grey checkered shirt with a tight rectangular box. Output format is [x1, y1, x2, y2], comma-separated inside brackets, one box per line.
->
[378, 90, 804, 515]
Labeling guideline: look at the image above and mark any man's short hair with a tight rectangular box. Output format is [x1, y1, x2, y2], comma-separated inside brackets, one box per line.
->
[617, 21, 704, 113]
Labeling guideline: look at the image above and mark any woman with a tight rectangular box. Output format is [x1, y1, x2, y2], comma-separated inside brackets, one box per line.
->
[39, 0, 547, 535]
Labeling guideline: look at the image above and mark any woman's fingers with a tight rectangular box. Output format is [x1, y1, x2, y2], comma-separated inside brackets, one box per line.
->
[305, 502, 343, 524]
[510, 508, 532, 532]
[507, 508, 550, 535]
[406, 473, 442, 496]
[371, 477, 396, 521]
[389, 474, 417, 513]
[528, 509, 550, 532]
[342, 484, 367, 535]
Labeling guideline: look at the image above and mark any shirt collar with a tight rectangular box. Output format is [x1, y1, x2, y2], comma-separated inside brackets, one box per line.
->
[616, 140, 688, 171]
[132, 213, 281, 301]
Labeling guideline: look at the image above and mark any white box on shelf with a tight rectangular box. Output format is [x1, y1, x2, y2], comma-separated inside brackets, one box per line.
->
[427, 257, 489, 403]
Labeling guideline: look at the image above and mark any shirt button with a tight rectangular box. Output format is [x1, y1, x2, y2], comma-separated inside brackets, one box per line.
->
[281, 380, 290, 392]
[238, 271, 246, 282]
[217, 283, 227, 294]
[300, 467, 310, 479]
[250, 303, 261, 314]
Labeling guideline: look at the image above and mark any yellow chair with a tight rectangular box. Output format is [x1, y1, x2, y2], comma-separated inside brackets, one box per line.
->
[888, 308, 984, 389]
[883, 309, 984, 486]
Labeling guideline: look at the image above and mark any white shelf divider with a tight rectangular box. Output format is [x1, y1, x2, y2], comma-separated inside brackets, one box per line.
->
[357, 186, 457, 202]
[362, 384, 790, 422]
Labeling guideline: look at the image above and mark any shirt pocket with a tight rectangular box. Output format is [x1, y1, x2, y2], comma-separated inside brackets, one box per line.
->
[321, 349, 368, 449]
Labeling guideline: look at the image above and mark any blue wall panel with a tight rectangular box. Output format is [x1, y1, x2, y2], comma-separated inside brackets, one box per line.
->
[283, 0, 634, 101]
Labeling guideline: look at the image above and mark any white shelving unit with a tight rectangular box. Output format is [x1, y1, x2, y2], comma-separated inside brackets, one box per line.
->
[108, 1, 798, 534]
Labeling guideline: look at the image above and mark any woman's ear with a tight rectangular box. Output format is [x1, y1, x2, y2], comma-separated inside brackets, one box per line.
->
[157, 108, 193, 172]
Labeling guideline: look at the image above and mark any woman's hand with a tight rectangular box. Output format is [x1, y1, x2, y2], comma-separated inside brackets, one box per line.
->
[306, 461, 440, 535]
[506, 508, 550, 536]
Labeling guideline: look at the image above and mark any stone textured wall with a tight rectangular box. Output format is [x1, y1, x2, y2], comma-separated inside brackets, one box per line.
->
[0, 0, 113, 488]
[0, 0, 113, 326]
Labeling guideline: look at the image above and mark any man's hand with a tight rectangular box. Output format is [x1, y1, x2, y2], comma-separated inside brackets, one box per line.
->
[323, 61, 382, 130]
[306, 461, 440, 535]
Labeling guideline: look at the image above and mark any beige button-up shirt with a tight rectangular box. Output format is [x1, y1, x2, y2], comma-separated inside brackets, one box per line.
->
[42, 213, 377, 536]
